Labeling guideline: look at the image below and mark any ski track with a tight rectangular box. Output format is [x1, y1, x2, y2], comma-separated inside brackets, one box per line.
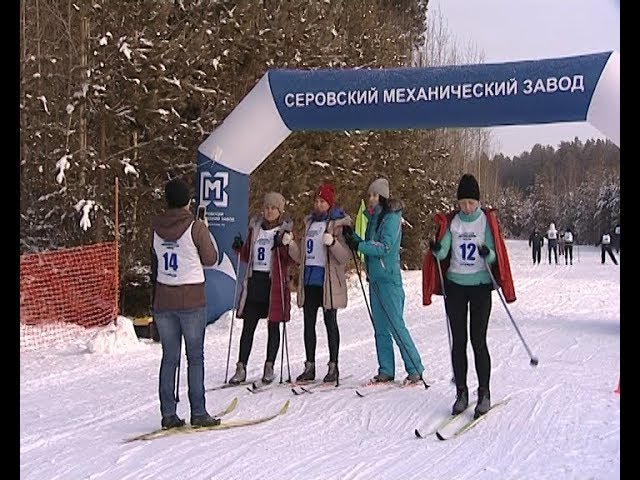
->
[20, 241, 620, 480]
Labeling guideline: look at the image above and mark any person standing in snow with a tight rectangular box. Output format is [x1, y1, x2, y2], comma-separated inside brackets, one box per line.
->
[150, 177, 220, 429]
[558, 230, 565, 257]
[528, 228, 545, 265]
[596, 230, 618, 265]
[546, 223, 559, 264]
[287, 183, 352, 384]
[343, 178, 425, 385]
[422, 173, 516, 419]
[228, 192, 296, 385]
[563, 228, 575, 265]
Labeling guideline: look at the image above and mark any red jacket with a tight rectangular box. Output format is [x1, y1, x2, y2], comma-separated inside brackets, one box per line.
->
[422, 207, 516, 305]
[236, 218, 294, 323]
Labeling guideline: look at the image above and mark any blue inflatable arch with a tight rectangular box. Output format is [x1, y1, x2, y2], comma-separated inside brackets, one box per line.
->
[196, 51, 620, 323]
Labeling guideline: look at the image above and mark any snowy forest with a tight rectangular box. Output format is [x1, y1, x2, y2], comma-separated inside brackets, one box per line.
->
[19, 1, 620, 317]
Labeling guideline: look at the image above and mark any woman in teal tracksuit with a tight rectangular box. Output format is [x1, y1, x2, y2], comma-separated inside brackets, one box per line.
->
[344, 178, 424, 384]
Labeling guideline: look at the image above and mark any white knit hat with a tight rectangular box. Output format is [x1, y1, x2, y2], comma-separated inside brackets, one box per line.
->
[368, 178, 390, 198]
[263, 192, 285, 212]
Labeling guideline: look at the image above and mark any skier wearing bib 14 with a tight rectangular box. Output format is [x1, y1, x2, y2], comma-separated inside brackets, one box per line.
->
[422, 174, 516, 419]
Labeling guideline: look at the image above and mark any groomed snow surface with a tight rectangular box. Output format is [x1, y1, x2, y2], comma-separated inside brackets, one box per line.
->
[20, 240, 620, 480]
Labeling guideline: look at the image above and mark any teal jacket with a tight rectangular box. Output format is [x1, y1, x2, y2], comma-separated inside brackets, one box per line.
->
[357, 200, 404, 283]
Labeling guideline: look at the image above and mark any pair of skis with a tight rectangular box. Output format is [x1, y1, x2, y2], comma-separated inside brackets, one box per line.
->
[124, 397, 289, 443]
[415, 398, 510, 441]
[355, 378, 429, 397]
[290, 375, 356, 395]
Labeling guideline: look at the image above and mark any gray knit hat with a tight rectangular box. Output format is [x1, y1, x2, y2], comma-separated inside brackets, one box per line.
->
[263, 191, 286, 212]
[368, 178, 390, 199]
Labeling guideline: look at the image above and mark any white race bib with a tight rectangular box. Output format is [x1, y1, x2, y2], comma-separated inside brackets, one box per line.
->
[602, 234, 611, 245]
[305, 221, 327, 267]
[547, 229, 557, 240]
[252, 227, 278, 272]
[448, 213, 487, 275]
[564, 232, 573, 243]
[153, 222, 205, 285]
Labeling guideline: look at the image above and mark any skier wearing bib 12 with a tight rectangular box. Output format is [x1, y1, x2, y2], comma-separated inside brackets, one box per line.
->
[422, 173, 516, 419]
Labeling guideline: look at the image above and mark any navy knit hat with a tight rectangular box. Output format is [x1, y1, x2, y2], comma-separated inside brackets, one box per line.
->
[456, 174, 480, 201]
[165, 178, 191, 208]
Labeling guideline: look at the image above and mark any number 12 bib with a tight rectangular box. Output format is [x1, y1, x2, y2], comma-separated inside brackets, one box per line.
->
[448, 212, 487, 275]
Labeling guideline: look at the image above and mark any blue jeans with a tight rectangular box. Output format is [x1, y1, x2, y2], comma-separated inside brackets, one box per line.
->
[154, 308, 207, 417]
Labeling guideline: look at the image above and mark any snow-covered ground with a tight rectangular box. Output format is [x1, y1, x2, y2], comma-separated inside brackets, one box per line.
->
[20, 239, 620, 480]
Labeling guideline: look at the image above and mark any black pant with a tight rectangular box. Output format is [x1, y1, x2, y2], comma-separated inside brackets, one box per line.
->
[532, 247, 541, 264]
[565, 245, 573, 264]
[444, 281, 492, 390]
[548, 245, 558, 264]
[303, 285, 339, 363]
[238, 301, 281, 365]
[601, 246, 618, 265]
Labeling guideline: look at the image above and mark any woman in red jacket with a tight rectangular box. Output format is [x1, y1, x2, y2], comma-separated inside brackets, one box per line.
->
[422, 174, 515, 419]
[228, 192, 296, 385]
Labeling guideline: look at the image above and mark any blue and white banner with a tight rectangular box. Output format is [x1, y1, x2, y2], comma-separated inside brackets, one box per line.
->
[268, 51, 619, 143]
[195, 153, 249, 324]
[197, 51, 619, 324]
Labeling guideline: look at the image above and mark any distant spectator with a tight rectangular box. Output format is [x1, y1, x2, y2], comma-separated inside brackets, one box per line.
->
[528, 228, 544, 265]
[563, 228, 575, 265]
[545, 223, 559, 265]
[596, 230, 618, 265]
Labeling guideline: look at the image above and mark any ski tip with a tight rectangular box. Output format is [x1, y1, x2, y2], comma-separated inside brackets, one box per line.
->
[355, 390, 365, 397]
[224, 397, 239, 413]
[436, 431, 446, 441]
[291, 388, 301, 395]
[280, 400, 291, 414]
[414, 429, 423, 439]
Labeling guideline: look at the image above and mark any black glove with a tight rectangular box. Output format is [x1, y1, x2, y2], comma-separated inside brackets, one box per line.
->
[272, 231, 283, 250]
[429, 239, 441, 252]
[478, 244, 490, 258]
[232, 235, 243, 250]
[345, 235, 360, 252]
[342, 225, 354, 240]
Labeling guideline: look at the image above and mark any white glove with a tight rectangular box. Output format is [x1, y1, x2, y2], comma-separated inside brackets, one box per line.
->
[281, 231, 293, 246]
[322, 232, 335, 246]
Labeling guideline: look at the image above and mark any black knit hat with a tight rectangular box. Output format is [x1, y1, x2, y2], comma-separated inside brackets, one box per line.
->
[165, 178, 191, 208]
[457, 174, 480, 201]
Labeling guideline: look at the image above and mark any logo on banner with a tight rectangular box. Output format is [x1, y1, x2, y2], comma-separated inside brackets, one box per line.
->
[200, 171, 229, 208]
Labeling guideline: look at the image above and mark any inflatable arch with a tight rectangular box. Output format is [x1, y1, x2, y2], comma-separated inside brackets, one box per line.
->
[196, 51, 619, 323]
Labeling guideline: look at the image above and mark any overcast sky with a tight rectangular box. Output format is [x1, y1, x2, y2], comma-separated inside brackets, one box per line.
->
[428, 0, 620, 157]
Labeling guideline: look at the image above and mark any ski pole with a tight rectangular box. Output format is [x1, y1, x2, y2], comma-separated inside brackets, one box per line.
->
[436, 257, 455, 384]
[224, 250, 242, 383]
[350, 248, 374, 324]
[484, 259, 539, 366]
[276, 244, 291, 383]
[174, 352, 181, 403]
[325, 225, 339, 386]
